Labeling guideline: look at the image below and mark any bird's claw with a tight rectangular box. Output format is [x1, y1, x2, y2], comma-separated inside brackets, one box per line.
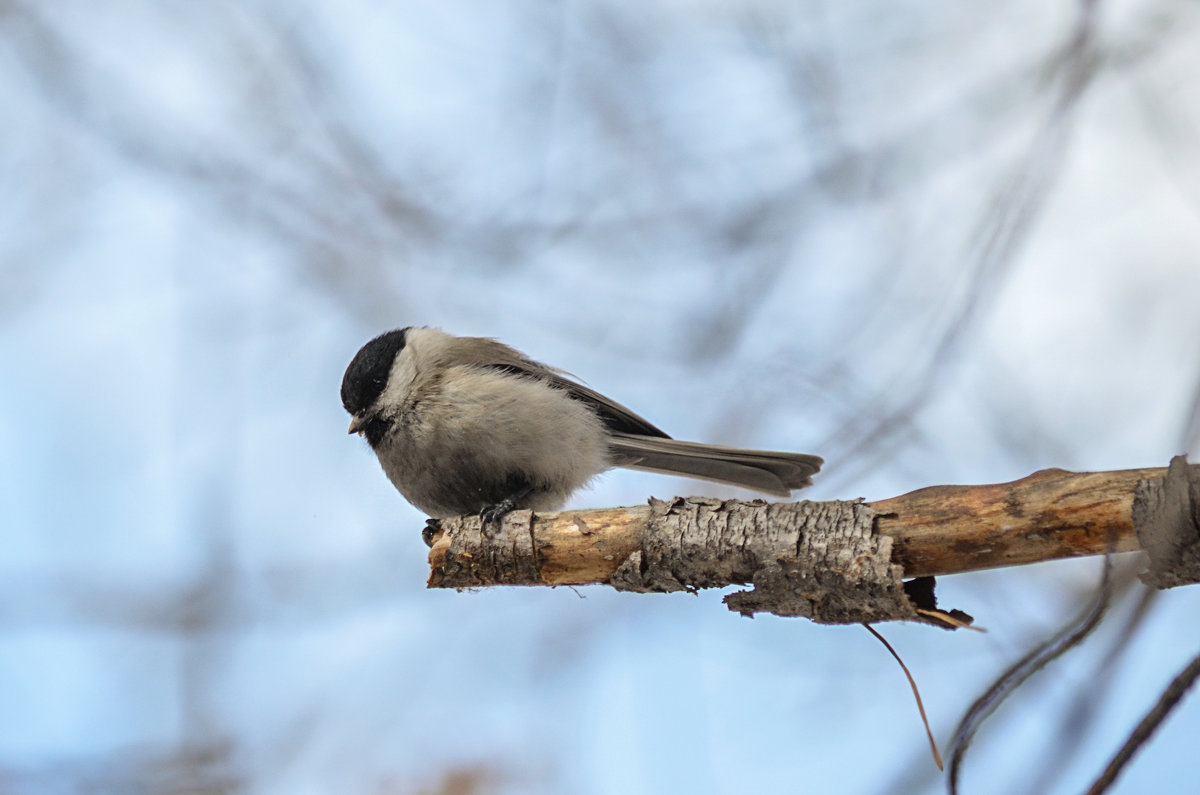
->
[422, 517, 442, 547]
[479, 498, 518, 529]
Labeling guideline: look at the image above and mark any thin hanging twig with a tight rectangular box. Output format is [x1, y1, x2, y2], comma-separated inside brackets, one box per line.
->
[863, 623, 944, 770]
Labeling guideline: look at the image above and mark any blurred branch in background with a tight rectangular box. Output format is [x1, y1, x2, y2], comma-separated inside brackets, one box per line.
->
[2, 0, 440, 323]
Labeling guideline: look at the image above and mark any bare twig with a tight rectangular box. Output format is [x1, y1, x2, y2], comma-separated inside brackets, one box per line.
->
[946, 548, 1114, 794]
[1085, 649, 1200, 795]
[863, 623, 943, 770]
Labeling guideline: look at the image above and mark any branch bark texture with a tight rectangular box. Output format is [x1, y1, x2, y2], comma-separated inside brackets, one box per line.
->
[426, 462, 1197, 623]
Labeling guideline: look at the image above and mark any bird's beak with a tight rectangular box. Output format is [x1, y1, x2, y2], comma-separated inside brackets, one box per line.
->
[348, 415, 365, 435]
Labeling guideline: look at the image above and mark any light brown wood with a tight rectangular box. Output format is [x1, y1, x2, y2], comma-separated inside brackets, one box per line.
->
[873, 467, 1157, 577]
[532, 506, 650, 585]
[427, 466, 1171, 589]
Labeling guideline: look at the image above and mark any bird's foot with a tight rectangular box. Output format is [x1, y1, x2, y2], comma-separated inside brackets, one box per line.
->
[480, 497, 519, 529]
[479, 484, 534, 530]
[421, 517, 442, 547]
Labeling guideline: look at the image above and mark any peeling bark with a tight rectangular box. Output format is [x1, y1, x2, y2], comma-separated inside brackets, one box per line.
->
[427, 462, 1196, 624]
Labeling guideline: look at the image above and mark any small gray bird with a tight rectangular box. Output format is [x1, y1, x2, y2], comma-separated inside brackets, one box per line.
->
[341, 327, 822, 521]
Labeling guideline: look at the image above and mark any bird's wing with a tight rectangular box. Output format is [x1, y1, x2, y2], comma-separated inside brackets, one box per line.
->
[451, 336, 671, 438]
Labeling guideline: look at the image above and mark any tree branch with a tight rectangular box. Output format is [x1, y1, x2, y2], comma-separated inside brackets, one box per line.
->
[425, 462, 1197, 623]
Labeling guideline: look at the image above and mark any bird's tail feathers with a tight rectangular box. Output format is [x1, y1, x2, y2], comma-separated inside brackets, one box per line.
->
[607, 433, 823, 497]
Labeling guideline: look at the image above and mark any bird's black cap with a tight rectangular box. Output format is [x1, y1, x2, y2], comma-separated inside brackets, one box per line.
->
[341, 327, 409, 415]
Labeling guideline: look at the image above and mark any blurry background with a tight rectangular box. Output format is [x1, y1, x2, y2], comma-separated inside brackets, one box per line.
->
[2, 1, 1200, 793]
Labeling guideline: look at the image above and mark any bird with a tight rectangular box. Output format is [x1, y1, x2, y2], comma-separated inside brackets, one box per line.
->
[341, 327, 822, 525]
